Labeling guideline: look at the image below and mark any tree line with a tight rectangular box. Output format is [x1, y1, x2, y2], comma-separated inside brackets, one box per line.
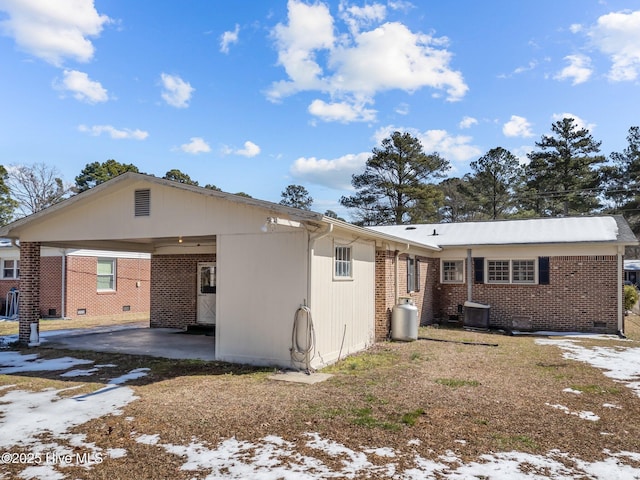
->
[1, 117, 639, 234]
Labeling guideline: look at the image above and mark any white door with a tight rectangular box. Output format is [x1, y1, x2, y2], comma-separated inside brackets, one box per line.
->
[197, 262, 216, 325]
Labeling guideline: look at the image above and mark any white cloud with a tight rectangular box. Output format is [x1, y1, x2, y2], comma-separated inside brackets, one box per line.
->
[268, 0, 467, 123]
[222, 141, 261, 157]
[570, 23, 583, 34]
[55, 69, 108, 103]
[78, 124, 148, 140]
[555, 54, 593, 85]
[220, 24, 239, 54]
[503, 115, 534, 138]
[0, 0, 110, 66]
[290, 152, 370, 189]
[551, 112, 595, 132]
[308, 99, 376, 123]
[236, 141, 261, 157]
[160, 73, 194, 108]
[180, 137, 211, 154]
[459, 116, 478, 129]
[395, 102, 409, 115]
[589, 10, 640, 81]
[418, 129, 481, 162]
[373, 125, 481, 163]
[339, 2, 387, 35]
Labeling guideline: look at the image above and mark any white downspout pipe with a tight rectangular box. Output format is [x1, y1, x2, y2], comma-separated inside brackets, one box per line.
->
[394, 244, 410, 304]
[61, 249, 67, 319]
[467, 249, 473, 302]
[307, 223, 333, 309]
[617, 246, 624, 335]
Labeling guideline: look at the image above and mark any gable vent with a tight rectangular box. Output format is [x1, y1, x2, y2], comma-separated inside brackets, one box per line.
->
[134, 189, 150, 216]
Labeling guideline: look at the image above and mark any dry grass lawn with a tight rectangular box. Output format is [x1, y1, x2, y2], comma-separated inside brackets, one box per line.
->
[2, 316, 640, 478]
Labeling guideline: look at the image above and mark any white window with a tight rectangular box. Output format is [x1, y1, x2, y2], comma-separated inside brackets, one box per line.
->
[334, 245, 352, 279]
[442, 260, 464, 283]
[512, 260, 536, 283]
[2, 259, 19, 279]
[487, 259, 536, 284]
[97, 258, 116, 291]
[487, 260, 510, 283]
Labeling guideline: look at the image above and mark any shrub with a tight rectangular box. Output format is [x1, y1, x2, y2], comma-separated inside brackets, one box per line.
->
[624, 285, 638, 311]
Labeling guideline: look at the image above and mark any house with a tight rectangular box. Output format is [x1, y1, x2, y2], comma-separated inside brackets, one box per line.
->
[0, 173, 438, 369]
[624, 259, 640, 288]
[0, 172, 634, 369]
[0, 241, 150, 320]
[371, 216, 637, 334]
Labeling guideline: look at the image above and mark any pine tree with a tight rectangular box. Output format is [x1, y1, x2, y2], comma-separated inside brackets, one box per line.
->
[340, 131, 449, 225]
[525, 118, 605, 216]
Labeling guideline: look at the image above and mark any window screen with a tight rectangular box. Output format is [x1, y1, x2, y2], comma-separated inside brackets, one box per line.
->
[97, 258, 116, 290]
[334, 246, 352, 278]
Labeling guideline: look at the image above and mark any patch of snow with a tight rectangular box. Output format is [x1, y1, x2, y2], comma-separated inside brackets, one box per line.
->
[109, 368, 150, 385]
[106, 448, 127, 459]
[363, 446, 396, 457]
[0, 352, 145, 479]
[545, 403, 600, 421]
[0, 351, 93, 374]
[136, 434, 160, 445]
[134, 433, 640, 479]
[603, 403, 622, 409]
[59, 368, 100, 377]
[536, 338, 640, 397]
[407, 439, 421, 446]
[562, 388, 582, 395]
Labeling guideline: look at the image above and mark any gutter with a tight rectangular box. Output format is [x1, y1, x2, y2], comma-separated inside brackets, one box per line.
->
[307, 223, 333, 309]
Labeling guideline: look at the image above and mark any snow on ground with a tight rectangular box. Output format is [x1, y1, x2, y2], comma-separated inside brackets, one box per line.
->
[3, 335, 640, 479]
[0, 351, 147, 479]
[536, 337, 640, 397]
[131, 432, 640, 479]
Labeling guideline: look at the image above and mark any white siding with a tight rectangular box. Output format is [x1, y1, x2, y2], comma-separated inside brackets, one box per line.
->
[216, 230, 308, 367]
[309, 234, 375, 369]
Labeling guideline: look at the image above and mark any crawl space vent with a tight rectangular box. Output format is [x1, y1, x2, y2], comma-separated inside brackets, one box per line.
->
[134, 189, 150, 216]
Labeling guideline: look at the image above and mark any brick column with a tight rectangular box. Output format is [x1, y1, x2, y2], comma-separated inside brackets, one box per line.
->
[374, 250, 395, 341]
[19, 242, 41, 345]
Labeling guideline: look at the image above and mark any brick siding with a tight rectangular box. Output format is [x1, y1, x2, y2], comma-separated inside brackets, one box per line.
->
[65, 256, 150, 319]
[432, 255, 620, 333]
[374, 250, 436, 340]
[150, 254, 215, 329]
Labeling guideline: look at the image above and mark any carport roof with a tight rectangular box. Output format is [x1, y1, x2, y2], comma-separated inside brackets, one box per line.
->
[0, 172, 440, 253]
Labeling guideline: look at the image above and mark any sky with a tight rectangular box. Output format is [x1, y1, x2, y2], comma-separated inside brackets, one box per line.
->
[2, 333, 640, 477]
[0, 1, 639, 220]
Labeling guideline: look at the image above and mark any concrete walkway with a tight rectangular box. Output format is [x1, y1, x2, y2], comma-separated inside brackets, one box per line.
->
[44, 327, 216, 361]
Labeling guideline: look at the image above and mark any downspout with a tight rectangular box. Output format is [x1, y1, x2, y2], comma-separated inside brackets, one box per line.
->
[61, 249, 67, 319]
[617, 245, 625, 336]
[307, 223, 333, 310]
[467, 249, 473, 302]
[394, 244, 410, 304]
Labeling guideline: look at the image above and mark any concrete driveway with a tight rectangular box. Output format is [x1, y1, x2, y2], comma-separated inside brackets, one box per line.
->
[43, 326, 216, 361]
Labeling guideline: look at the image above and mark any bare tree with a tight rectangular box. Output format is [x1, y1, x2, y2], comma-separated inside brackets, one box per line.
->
[7, 163, 71, 217]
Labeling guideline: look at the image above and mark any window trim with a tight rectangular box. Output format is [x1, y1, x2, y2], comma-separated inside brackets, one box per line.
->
[485, 258, 537, 285]
[97, 258, 117, 291]
[441, 259, 465, 284]
[333, 244, 353, 280]
[2, 259, 19, 279]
